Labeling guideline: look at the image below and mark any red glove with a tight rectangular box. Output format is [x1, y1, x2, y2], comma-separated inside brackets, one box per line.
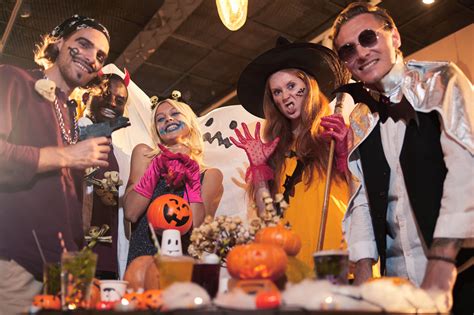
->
[230, 122, 279, 184]
[320, 114, 349, 173]
[134, 154, 165, 199]
[158, 144, 202, 203]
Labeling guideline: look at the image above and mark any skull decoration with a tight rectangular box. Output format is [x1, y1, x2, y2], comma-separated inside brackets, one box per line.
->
[147, 194, 192, 235]
[34, 79, 56, 102]
[171, 90, 181, 100]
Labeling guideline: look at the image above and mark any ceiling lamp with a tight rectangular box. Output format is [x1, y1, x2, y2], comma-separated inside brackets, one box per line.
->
[216, 0, 248, 31]
[422, 0, 435, 4]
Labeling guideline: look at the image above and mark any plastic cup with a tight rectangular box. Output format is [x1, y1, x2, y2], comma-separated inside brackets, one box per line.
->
[43, 261, 61, 295]
[60, 250, 97, 310]
[154, 255, 194, 289]
[99, 280, 128, 302]
[312, 250, 349, 285]
[191, 262, 220, 298]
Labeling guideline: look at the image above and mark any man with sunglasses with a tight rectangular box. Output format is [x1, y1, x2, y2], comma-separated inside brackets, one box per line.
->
[331, 2, 473, 313]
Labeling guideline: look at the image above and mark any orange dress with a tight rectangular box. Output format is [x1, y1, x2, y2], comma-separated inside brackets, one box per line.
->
[280, 156, 349, 268]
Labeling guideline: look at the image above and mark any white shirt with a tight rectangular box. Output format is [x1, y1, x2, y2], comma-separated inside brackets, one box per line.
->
[344, 57, 474, 286]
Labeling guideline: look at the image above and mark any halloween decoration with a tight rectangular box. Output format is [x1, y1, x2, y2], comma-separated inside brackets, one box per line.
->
[161, 229, 183, 256]
[255, 225, 302, 256]
[144, 261, 160, 290]
[147, 194, 192, 235]
[161, 282, 211, 311]
[34, 79, 56, 102]
[124, 255, 154, 291]
[123, 291, 147, 310]
[143, 289, 164, 309]
[32, 295, 60, 310]
[256, 290, 281, 309]
[226, 243, 287, 280]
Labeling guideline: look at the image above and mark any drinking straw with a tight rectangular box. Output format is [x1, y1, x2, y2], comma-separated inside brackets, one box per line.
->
[32, 229, 46, 264]
[148, 223, 161, 254]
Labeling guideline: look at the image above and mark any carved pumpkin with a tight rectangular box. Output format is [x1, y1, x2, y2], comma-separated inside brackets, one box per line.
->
[123, 292, 147, 310]
[147, 194, 192, 235]
[32, 294, 60, 310]
[143, 289, 163, 309]
[255, 225, 302, 256]
[226, 243, 288, 280]
[144, 260, 160, 290]
[124, 255, 154, 291]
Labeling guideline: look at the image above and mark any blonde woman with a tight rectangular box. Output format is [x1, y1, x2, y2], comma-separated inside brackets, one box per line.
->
[124, 94, 223, 264]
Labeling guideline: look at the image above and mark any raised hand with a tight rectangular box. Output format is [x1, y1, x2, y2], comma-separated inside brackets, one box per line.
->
[320, 114, 349, 173]
[230, 122, 279, 183]
[158, 144, 202, 203]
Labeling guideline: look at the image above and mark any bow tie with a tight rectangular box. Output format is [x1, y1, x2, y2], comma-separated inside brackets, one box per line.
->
[376, 95, 417, 124]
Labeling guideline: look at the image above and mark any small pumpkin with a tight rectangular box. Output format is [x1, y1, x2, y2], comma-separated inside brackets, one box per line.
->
[255, 225, 302, 256]
[123, 291, 147, 310]
[226, 243, 288, 280]
[32, 294, 60, 310]
[147, 194, 193, 235]
[255, 290, 281, 309]
[143, 289, 163, 309]
[124, 255, 154, 291]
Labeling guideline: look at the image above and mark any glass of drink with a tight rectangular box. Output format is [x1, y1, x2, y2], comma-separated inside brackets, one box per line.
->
[43, 261, 61, 295]
[191, 262, 220, 298]
[312, 250, 349, 285]
[154, 255, 194, 289]
[60, 250, 97, 310]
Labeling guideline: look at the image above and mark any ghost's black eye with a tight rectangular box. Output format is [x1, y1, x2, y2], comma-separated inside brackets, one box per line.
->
[229, 120, 237, 129]
[168, 239, 171, 245]
[175, 240, 179, 245]
[205, 118, 214, 127]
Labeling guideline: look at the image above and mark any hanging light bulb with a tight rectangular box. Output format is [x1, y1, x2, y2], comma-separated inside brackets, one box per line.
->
[216, 0, 248, 31]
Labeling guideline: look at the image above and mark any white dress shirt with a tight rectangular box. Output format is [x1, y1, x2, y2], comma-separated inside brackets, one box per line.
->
[344, 56, 474, 286]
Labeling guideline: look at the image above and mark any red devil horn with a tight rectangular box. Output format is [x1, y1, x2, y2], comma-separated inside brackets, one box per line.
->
[123, 68, 130, 87]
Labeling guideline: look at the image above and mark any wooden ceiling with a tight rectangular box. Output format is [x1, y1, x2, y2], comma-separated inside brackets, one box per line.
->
[1, 0, 473, 114]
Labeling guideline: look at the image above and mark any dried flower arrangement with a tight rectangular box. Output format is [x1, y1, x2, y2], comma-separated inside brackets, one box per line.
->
[187, 193, 289, 263]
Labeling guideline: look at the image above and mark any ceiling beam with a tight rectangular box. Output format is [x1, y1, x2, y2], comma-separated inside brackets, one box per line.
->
[0, 0, 23, 54]
[114, 0, 203, 73]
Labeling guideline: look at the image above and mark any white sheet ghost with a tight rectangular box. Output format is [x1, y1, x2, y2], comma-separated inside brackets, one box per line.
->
[198, 105, 263, 222]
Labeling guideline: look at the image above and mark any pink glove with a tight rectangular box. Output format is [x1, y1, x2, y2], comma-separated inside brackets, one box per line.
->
[134, 155, 166, 199]
[320, 114, 349, 173]
[230, 122, 279, 184]
[158, 144, 203, 203]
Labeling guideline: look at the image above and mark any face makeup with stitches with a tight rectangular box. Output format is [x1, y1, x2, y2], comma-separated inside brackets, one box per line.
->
[55, 28, 109, 88]
[268, 69, 308, 123]
[154, 102, 190, 145]
[334, 13, 400, 89]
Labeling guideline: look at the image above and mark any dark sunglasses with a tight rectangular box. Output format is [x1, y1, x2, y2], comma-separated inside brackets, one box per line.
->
[337, 26, 388, 63]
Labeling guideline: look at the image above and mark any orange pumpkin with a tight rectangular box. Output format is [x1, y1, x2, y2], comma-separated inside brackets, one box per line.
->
[124, 255, 154, 291]
[123, 292, 147, 310]
[32, 294, 60, 310]
[143, 289, 163, 309]
[226, 243, 288, 280]
[147, 194, 192, 235]
[255, 225, 302, 256]
[144, 260, 160, 290]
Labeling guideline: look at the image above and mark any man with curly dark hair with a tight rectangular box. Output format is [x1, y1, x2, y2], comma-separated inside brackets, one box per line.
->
[0, 15, 111, 313]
